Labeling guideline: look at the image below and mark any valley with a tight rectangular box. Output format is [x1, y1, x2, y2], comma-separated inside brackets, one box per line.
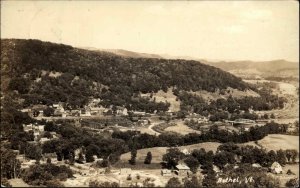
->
[1, 39, 299, 188]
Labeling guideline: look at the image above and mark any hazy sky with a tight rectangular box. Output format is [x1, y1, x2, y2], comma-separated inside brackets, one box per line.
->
[1, 1, 299, 62]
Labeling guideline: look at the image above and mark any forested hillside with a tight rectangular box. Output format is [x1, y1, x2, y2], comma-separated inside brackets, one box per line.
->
[1, 39, 252, 111]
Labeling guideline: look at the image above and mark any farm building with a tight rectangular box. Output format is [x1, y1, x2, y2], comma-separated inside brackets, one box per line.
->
[252, 163, 262, 168]
[116, 107, 128, 116]
[39, 137, 50, 143]
[270, 162, 283, 174]
[180, 148, 190, 155]
[80, 107, 91, 117]
[23, 124, 33, 132]
[213, 165, 221, 173]
[175, 164, 190, 176]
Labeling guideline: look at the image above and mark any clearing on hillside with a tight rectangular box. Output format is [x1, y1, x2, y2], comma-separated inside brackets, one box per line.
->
[120, 142, 221, 164]
[164, 120, 201, 135]
[152, 88, 181, 112]
[256, 134, 299, 152]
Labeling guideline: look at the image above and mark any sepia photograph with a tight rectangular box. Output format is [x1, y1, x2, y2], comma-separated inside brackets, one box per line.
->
[0, 1, 299, 187]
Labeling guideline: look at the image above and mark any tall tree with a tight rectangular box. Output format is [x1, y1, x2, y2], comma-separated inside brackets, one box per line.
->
[166, 177, 182, 188]
[184, 156, 200, 174]
[1, 147, 21, 179]
[129, 148, 137, 165]
[144, 151, 152, 164]
[162, 148, 185, 168]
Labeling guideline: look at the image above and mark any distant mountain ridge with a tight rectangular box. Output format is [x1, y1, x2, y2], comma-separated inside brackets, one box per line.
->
[83, 47, 163, 59]
[92, 48, 298, 79]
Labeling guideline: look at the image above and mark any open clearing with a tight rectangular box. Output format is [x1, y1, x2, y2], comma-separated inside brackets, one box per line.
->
[164, 120, 201, 135]
[151, 88, 180, 112]
[8, 178, 30, 187]
[256, 134, 299, 152]
[64, 168, 170, 187]
[120, 134, 299, 164]
[120, 142, 221, 164]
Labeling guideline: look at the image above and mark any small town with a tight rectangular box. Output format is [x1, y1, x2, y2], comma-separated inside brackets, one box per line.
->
[1, 1, 299, 188]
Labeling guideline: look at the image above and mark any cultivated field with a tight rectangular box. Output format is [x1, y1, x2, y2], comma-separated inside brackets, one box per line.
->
[256, 134, 299, 152]
[164, 120, 201, 135]
[120, 142, 222, 164]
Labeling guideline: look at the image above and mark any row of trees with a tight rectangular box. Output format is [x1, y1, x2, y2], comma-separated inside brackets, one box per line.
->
[22, 163, 72, 186]
[112, 121, 288, 150]
[177, 91, 286, 121]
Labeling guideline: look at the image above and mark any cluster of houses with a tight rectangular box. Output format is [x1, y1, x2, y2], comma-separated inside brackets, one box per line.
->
[21, 98, 157, 119]
[21, 101, 129, 118]
[22, 123, 58, 143]
[184, 113, 209, 124]
[159, 161, 284, 179]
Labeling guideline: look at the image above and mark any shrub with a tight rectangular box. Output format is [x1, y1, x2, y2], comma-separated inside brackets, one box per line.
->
[285, 178, 299, 188]
[286, 169, 295, 175]
[89, 180, 119, 187]
[136, 174, 140, 180]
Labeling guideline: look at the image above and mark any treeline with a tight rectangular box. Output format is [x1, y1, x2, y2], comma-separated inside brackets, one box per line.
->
[112, 121, 288, 149]
[176, 90, 286, 121]
[5, 117, 288, 169]
[2, 39, 250, 110]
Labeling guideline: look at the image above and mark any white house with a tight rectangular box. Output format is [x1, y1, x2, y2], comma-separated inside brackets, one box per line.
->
[80, 107, 91, 117]
[90, 106, 106, 115]
[23, 124, 33, 132]
[116, 107, 128, 116]
[37, 125, 45, 132]
[180, 148, 190, 155]
[40, 137, 50, 143]
[270, 162, 283, 174]
[175, 164, 190, 176]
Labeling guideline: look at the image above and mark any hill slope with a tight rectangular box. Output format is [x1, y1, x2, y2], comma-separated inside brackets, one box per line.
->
[1, 39, 251, 111]
[91, 48, 299, 79]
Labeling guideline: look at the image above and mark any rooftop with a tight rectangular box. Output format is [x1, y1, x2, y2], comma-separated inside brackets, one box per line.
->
[176, 164, 190, 170]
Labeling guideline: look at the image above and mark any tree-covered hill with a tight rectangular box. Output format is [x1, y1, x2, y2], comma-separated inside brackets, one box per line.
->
[1, 39, 252, 111]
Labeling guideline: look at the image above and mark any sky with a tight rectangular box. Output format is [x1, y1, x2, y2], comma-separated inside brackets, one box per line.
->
[1, 1, 299, 62]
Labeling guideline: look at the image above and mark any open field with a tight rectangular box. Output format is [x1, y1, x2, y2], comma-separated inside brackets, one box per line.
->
[152, 88, 180, 112]
[256, 134, 299, 152]
[8, 179, 30, 187]
[64, 168, 171, 187]
[165, 120, 201, 135]
[120, 142, 222, 164]
[190, 87, 259, 101]
[120, 134, 299, 165]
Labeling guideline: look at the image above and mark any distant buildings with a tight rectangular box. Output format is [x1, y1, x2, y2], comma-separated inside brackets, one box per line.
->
[23, 123, 45, 141]
[116, 107, 128, 116]
[80, 107, 91, 117]
[175, 164, 190, 176]
[180, 148, 190, 155]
